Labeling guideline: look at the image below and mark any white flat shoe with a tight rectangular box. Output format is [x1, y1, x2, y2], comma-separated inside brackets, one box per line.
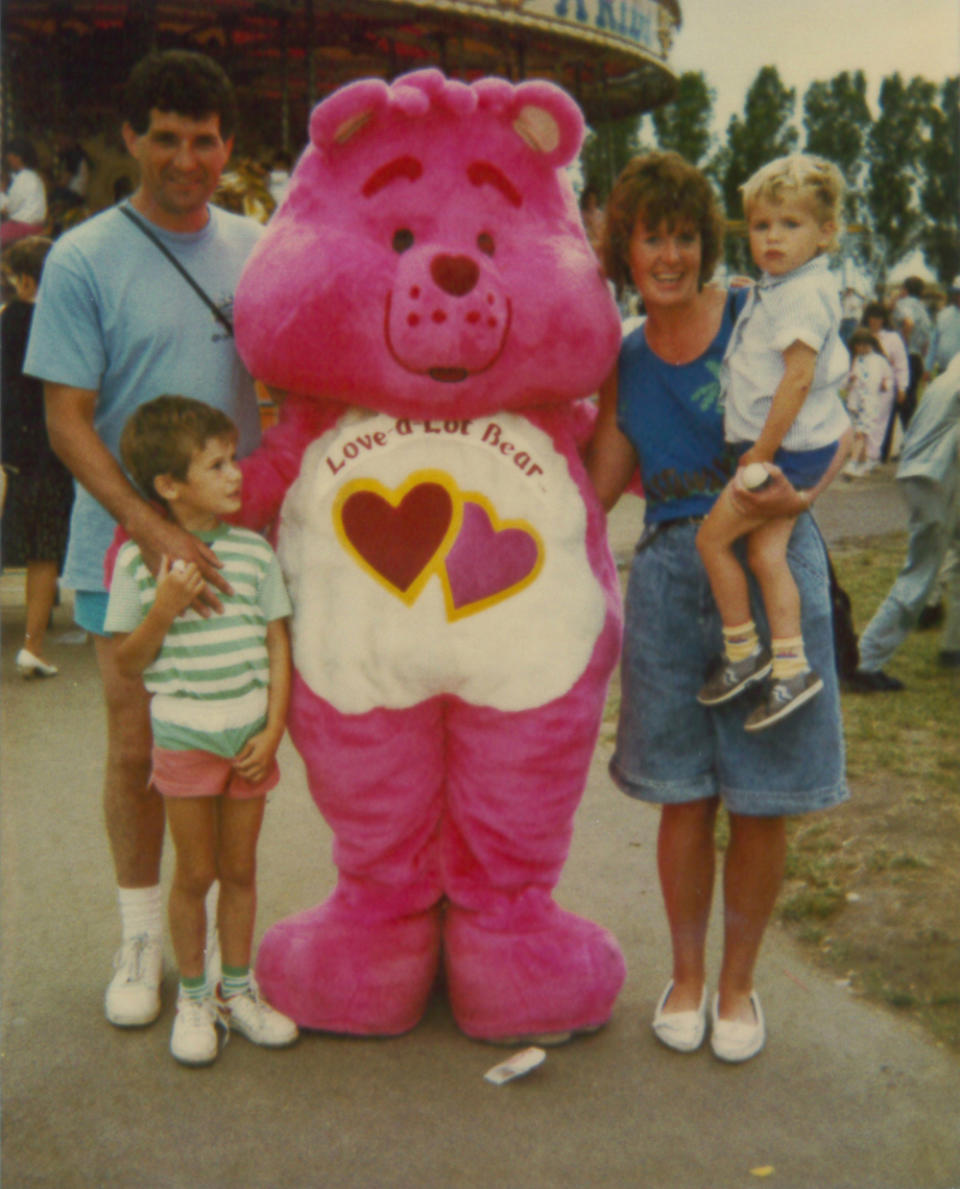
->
[710, 991, 766, 1062]
[16, 648, 59, 678]
[652, 981, 708, 1052]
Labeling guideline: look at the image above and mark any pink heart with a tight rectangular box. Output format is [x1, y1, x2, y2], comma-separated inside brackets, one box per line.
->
[444, 501, 540, 611]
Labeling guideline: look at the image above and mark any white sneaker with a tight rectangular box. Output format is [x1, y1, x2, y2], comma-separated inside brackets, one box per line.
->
[216, 977, 298, 1048]
[105, 934, 162, 1027]
[170, 993, 222, 1066]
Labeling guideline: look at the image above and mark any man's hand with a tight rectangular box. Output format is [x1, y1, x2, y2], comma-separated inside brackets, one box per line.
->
[131, 509, 231, 615]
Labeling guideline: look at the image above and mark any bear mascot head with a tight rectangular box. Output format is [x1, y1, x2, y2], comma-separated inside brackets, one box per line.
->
[234, 68, 626, 1042]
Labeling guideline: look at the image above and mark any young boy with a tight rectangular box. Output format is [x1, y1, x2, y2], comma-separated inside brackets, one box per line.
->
[695, 154, 851, 730]
[105, 395, 297, 1065]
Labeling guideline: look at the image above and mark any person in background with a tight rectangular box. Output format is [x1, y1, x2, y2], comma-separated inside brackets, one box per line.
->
[25, 49, 263, 1032]
[587, 151, 848, 1064]
[266, 149, 293, 209]
[1, 137, 47, 247]
[843, 328, 896, 479]
[1, 235, 73, 677]
[891, 276, 933, 427]
[927, 278, 960, 378]
[847, 351, 960, 688]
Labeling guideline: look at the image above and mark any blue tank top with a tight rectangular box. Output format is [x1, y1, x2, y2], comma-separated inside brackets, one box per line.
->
[617, 288, 748, 524]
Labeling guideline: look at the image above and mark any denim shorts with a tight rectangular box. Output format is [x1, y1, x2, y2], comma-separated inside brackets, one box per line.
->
[610, 514, 848, 817]
[731, 440, 840, 490]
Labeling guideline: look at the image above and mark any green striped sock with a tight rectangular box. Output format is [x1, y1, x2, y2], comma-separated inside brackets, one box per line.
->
[181, 974, 209, 1002]
[221, 965, 251, 999]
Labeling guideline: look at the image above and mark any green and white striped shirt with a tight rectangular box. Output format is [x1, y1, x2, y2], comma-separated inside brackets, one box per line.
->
[105, 524, 291, 756]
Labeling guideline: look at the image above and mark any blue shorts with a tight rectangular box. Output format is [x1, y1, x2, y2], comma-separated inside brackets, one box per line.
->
[74, 590, 111, 636]
[731, 440, 839, 490]
[610, 514, 848, 817]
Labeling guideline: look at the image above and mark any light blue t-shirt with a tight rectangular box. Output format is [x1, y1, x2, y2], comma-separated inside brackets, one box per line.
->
[25, 202, 263, 592]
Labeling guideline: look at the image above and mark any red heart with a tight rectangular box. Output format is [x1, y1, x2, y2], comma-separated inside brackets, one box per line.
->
[339, 482, 454, 593]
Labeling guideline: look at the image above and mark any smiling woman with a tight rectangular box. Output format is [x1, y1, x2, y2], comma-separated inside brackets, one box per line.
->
[586, 149, 849, 1064]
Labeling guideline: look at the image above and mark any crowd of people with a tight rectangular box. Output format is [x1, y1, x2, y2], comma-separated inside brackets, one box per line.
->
[2, 48, 958, 1074]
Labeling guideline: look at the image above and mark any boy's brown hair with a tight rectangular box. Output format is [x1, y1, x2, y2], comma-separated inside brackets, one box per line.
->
[120, 395, 236, 501]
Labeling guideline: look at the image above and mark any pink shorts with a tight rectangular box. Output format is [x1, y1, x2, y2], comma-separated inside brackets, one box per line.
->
[151, 746, 280, 800]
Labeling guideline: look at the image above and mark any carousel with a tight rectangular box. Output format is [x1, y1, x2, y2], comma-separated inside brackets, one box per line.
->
[3, 0, 680, 221]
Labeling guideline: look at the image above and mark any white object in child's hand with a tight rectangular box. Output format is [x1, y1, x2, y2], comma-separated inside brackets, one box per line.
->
[172, 559, 187, 573]
[483, 1047, 547, 1085]
[741, 462, 772, 491]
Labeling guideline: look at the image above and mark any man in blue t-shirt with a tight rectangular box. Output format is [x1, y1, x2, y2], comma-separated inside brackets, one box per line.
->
[25, 49, 263, 1030]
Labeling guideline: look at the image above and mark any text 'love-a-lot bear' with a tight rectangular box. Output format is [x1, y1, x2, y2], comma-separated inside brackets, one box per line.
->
[234, 68, 625, 1043]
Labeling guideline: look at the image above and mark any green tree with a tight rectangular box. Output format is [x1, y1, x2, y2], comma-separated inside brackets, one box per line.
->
[716, 66, 799, 270]
[650, 70, 715, 165]
[803, 71, 874, 272]
[802, 71, 871, 188]
[917, 76, 960, 283]
[579, 116, 643, 199]
[865, 73, 938, 282]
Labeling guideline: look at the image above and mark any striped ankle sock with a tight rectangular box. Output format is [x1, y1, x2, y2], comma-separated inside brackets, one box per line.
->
[220, 966, 251, 999]
[723, 621, 759, 663]
[180, 974, 210, 1002]
[772, 635, 808, 680]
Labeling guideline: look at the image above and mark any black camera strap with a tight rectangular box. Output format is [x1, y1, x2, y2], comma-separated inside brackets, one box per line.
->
[119, 203, 234, 337]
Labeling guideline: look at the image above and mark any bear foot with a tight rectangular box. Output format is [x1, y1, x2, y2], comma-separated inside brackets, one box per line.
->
[256, 895, 442, 1035]
[443, 899, 625, 1044]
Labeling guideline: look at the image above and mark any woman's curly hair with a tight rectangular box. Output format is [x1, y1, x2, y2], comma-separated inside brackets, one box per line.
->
[601, 151, 725, 297]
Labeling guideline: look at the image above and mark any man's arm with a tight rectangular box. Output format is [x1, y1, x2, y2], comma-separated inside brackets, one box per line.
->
[44, 381, 229, 606]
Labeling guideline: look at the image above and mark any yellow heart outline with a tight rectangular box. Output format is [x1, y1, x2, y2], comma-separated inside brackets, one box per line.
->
[332, 469, 463, 606]
[438, 489, 545, 622]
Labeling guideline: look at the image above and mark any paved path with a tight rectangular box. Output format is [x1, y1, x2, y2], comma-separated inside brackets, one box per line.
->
[4, 466, 957, 1189]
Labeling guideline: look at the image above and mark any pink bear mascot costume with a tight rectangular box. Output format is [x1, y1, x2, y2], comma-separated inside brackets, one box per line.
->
[235, 69, 625, 1042]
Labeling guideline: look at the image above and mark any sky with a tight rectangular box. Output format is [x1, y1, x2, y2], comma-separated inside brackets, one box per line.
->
[668, 0, 960, 137]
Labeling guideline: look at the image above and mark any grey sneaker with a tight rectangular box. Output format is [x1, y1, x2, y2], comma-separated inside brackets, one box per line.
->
[697, 647, 772, 706]
[744, 669, 824, 731]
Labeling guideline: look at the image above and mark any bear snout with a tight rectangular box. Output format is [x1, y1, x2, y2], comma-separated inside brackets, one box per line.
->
[386, 248, 510, 379]
[431, 254, 479, 297]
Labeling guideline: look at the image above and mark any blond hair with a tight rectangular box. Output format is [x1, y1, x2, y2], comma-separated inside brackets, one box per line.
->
[741, 154, 844, 251]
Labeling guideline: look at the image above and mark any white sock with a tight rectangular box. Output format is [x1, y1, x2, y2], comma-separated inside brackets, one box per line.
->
[118, 885, 163, 943]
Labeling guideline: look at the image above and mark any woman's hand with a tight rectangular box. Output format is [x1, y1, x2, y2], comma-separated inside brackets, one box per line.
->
[730, 463, 807, 518]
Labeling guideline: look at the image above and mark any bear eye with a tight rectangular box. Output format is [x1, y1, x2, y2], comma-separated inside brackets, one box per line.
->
[392, 228, 415, 253]
[477, 232, 495, 256]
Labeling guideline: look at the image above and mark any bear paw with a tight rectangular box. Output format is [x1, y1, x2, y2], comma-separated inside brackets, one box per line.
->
[443, 900, 625, 1044]
[256, 896, 442, 1035]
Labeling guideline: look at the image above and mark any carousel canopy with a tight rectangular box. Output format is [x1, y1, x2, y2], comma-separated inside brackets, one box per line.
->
[2, 0, 681, 145]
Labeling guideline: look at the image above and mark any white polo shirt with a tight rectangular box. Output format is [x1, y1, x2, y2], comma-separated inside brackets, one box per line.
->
[723, 255, 851, 452]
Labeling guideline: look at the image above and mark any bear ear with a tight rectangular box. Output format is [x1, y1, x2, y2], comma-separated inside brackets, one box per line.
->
[509, 81, 585, 167]
[309, 79, 392, 152]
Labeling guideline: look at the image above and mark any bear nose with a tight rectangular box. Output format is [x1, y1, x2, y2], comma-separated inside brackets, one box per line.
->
[430, 254, 479, 297]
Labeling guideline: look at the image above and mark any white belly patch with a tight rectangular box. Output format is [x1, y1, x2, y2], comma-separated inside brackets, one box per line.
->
[278, 409, 606, 714]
